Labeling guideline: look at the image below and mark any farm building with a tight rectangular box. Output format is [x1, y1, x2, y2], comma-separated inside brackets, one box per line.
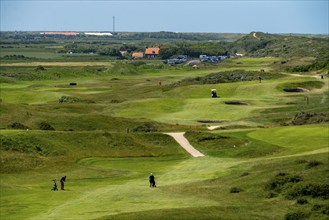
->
[132, 52, 144, 59]
[144, 47, 160, 58]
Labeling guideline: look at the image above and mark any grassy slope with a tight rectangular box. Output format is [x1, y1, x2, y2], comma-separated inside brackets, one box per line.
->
[1, 57, 328, 220]
[1, 125, 327, 220]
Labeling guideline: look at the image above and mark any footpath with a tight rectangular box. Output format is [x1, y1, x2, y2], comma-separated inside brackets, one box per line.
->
[165, 132, 204, 157]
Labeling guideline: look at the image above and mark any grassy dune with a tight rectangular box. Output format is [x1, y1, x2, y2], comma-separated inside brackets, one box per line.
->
[1, 57, 328, 219]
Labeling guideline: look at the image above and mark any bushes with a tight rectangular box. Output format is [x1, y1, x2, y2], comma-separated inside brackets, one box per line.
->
[306, 160, 322, 168]
[35, 65, 46, 71]
[284, 211, 310, 220]
[296, 198, 308, 204]
[291, 111, 329, 125]
[8, 122, 30, 130]
[59, 96, 81, 103]
[58, 96, 95, 104]
[312, 204, 329, 215]
[265, 173, 303, 192]
[132, 123, 157, 132]
[285, 183, 329, 199]
[230, 187, 242, 193]
[172, 70, 286, 86]
[0, 135, 45, 155]
[286, 61, 329, 72]
[39, 121, 55, 130]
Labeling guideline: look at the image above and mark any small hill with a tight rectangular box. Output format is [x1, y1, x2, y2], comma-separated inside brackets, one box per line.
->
[230, 32, 329, 59]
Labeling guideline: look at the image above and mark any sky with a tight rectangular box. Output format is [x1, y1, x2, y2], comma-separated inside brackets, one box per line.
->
[0, 0, 328, 34]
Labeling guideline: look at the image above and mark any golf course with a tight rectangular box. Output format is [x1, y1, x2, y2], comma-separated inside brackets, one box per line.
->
[0, 32, 328, 220]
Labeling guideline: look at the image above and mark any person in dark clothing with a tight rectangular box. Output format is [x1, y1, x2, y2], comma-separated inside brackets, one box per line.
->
[60, 176, 66, 190]
[52, 179, 58, 191]
[149, 173, 156, 187]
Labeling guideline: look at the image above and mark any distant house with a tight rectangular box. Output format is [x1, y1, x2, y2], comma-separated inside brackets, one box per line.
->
[132, 52, 144, 59]
[144, 47, 160, 58]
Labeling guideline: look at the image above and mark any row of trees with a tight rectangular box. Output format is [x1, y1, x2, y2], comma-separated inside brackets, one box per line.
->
[159, 42, 228, 59]
[57, 41, 229, 58]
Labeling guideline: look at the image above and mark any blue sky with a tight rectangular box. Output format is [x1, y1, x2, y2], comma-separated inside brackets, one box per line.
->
[1, 0, 328, 34]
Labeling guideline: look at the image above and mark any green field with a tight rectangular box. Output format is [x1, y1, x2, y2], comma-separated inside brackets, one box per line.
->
[1, 34, 329, 220]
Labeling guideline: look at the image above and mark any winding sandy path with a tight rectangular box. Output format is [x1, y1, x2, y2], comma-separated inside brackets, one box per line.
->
[165, 132, 204, 157]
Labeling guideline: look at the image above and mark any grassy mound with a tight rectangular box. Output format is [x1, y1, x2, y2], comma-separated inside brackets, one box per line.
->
[170, 70, 286, 87]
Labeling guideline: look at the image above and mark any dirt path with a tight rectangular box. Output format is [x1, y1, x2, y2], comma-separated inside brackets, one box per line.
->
[165, 132, 204, 157]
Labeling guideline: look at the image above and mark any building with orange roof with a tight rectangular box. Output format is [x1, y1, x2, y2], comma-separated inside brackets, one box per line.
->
[41, 32, 78, 36]
[144, 47, 160, 58]
[132, 52, 144, 59]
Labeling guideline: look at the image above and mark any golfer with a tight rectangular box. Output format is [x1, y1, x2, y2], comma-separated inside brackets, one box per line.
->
[149, 173, 156, 187]
[60, 176, 66, 190]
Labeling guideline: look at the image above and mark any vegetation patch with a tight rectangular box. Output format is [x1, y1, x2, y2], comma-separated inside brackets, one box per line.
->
[283, 87, 309, 92]
[171, 70, 285, 86]
[291, 111, 329, 125]
[197, 120, 227, 123]
[39, 121, 55, 130]
[278, 80, 324, 91]
[306, 160, 323, 168]
[0, 135, 51, 155]
[58, 96, 95, 104]
[284, 211, 310, 220]
[131, 123, 158, 132]
[265, 173, 303, 192]
[230, 187, 242, 193]
[285, 183, 329, 199]
[58, 96, 81, 103]
[225, 101, 249, 105]
[286, 60, 329, 72]
[7, 122, 30, 130]
[35, 65, 46, 71]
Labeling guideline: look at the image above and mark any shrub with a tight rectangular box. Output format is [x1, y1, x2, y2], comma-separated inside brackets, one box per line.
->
[291, 111, 329, 125]
[8, 122, 30, 130]
[132, 123, 157, 132]
[265, 174, 302, 192]
[59, 96, 80, 103]
[265, 192, 277, 198]
[311, 204, 329, 215]
[312, 204, 322, 211]
[284, 211, 310, 220]
[35, 65, 46, 71]
[230, 187, 242, 193]
[306, 160, 322, 168]
[285, 183, 329, 199]
[296, 159, 307, 164]
[39, 121, 55, 130]
[297, 198, 308, 204]
[171, 70, 286, 86]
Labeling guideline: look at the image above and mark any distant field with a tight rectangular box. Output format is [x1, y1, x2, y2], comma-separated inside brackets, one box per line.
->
[1, 61, 113, 66]
[0, 47, 60, 59]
